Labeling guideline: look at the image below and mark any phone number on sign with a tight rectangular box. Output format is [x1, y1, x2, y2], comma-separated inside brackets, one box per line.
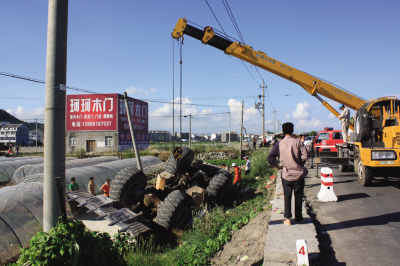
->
[71, 121, 112, 127]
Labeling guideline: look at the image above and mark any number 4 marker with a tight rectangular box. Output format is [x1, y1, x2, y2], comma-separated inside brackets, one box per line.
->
[296, 239, 309, 266]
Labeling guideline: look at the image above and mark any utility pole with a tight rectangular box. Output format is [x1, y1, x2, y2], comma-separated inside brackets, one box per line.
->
[228, 112, 231, 144]
[240, 101, 244, 158]
[189, 114, 192, 148]
[273, 109, 276, 134]
[35, 119, 38, 148]
[43, 0, 68, 232]
[124, 92, 143, 171]
[261, 81, 265, 138]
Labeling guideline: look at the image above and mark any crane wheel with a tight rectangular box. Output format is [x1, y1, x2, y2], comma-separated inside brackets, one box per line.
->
[154, 190, 193, 230]
[109, 167, 147, 208]
[354, 108, 371, 142]
[165, 147, 194, 176]
[357, 161, 373, 187]
[206, 170, 233, 204]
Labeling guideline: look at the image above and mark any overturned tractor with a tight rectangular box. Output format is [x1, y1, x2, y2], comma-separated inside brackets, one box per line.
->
[109, 146, 234, 230]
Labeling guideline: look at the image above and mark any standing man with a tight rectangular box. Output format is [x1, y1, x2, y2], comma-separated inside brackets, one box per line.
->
[232, 163, 242, 185]
[88, 177, 96, 196]
[304, 137, 313, 167]
[267, 122, 308, 225]
[100, 179, 111, 197]
[338, 104, 350, 143]
[243, 156, 251, 175]
[252, 136, 257, 150]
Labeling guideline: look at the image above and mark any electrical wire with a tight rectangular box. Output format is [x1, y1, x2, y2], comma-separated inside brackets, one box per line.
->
[205, 0, 226, 34]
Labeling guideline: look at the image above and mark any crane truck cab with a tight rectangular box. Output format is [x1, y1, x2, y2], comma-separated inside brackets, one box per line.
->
[314, 128, 343, 156]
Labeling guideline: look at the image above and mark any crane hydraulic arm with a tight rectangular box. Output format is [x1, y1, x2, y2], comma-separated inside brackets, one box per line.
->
[172, 18, 366, 130]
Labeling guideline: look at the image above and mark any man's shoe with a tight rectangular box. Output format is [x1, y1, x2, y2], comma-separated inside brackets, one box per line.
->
[283, 219, 291, 226]
[295, 219, 305, 224]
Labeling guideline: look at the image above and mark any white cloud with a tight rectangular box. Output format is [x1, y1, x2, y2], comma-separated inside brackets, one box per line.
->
[296, 118, 322, 129]
[7, 106, 45, 120]
[284, 113, 291, 119]
[292, 101, 311, 119]
[201, 109, 213, 115]
[328, 113, 336, 119]
[125, 86, 158, 96]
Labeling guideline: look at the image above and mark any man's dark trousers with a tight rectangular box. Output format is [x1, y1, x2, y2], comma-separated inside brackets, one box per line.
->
[282, 178, 304, 222]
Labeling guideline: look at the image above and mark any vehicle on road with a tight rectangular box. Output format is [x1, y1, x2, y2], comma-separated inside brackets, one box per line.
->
[171, 18, 400, 186]
[314, 128, 343, 155]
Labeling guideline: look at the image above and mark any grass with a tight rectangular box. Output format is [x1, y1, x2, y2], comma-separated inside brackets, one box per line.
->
[125, 148, 275, 265]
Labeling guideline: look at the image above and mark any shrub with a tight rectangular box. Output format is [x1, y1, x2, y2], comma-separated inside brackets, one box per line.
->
[75, 148, 86, 159]
[16, 220, 131, 266]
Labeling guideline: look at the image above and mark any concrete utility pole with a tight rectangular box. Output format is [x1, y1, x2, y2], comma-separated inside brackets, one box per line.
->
[261, 81, 265, 138]
[43, 0, 68, 232]
[189, 114, 191, 148]
[228, 112, 231, 144]
[124, 92, 143, 171]
[273, 108, 276, 134]
[240, 101, 244, 157]
[35, 119, 38, 147]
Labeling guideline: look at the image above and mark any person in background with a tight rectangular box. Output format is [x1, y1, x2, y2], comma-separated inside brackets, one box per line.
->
[267, 122, 308, 226]
[100, 179, 111, 197]
[243, 156, 251, 175]
[338, 104, 350, 143]
[232, 163, 242, 185]
[88, 177, 96, 196]
[304, 137, 313, 166]
[69, 177, 79, 191]
[252, 136, 257, 150]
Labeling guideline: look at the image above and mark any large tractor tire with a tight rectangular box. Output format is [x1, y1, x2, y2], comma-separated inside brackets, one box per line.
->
[354, 108, 371, 142]
[165, 147, 194, 176]
[358, 161, 373, 187]
[206, 170, 233, 204]
[109, 167, 147, 208]
[338, 147, 349, 172]
[154, 190, 193, 230]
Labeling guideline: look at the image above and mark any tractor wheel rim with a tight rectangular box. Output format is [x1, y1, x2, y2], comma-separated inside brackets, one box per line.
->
[358, 161, 362, 179]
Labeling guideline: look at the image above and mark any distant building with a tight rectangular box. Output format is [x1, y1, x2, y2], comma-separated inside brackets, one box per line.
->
[65, 93, 149, 153]
[221, 132, 237, 142]
[150, 130, 171, 142]
[0, 123, 29, 146]
[29, 131, 44, 145]
[173, 132, 189, 140]
[211, 133, 221, 141]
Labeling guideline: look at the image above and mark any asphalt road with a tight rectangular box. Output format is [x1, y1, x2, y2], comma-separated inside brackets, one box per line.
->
[305, 163, 400, 266]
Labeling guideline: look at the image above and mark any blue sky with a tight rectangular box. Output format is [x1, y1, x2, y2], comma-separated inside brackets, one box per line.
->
[1, 0, 400, 135]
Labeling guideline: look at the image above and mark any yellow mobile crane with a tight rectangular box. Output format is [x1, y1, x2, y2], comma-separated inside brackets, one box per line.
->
[172, 18, 400, 186]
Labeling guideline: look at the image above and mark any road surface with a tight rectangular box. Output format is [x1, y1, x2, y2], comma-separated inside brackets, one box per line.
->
[305, 164, 400, 266]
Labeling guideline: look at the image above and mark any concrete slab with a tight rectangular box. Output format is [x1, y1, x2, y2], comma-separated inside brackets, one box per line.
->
[77, 211, 120, 236]
[264, 172, 319, 264]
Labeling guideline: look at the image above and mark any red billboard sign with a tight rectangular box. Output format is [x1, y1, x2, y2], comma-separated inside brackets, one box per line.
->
[117, 95, 148, 133]
[66, 93, 148, 132]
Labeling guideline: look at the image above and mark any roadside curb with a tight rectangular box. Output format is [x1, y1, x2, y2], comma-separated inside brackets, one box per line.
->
[263, 172, 319, 264]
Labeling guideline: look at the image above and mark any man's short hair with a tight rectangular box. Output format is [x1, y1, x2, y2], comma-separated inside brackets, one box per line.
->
[106, 179, 110, 182]
[90, 177, 94, 180]
[282, 122, 294, 134]
[71, 177, 76, 181]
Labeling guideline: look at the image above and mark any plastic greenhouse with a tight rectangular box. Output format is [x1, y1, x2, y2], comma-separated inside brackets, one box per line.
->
[0, 156, 164, 263]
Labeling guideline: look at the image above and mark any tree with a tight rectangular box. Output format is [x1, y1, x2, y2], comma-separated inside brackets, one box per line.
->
[309, 131, 317, 136]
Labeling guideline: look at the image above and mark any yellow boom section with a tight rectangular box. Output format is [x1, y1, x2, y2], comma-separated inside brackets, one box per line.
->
[172, 18, 364, 129]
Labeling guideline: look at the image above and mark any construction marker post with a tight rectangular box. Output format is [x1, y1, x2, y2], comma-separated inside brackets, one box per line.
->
[296, 239, 309, 266]
[317, 167, 338, 202]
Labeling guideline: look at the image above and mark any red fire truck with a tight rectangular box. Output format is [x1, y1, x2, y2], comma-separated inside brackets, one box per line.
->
[314, 127, 343, 156]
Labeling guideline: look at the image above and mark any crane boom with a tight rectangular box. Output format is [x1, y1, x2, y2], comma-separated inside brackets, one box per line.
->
[172, 18, 366, 129]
